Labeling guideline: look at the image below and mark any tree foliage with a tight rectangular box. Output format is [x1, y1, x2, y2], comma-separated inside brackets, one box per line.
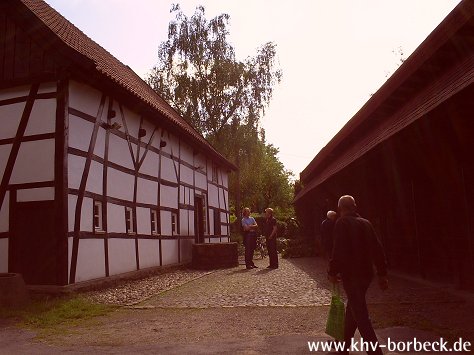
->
[147, 4, 293, 215]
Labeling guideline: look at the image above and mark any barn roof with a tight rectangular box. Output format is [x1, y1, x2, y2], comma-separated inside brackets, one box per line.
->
[6, 0, 236, 170]
[295, 0, 474, 202]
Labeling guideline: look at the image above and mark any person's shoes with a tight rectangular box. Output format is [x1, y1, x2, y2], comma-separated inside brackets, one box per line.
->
[246, 266, 253, 269]
[251, 265, 258, 268]
[267, 266, 278, 269]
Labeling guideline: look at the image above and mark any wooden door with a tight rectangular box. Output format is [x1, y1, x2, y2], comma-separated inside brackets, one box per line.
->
[10, 200, 57, 285]
[194, 196, 204, 244]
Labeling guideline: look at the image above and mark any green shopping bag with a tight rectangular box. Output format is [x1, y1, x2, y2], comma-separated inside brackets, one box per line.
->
[325, 284, 345, 341]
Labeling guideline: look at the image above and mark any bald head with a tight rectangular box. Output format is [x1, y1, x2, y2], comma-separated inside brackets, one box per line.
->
[338, 195, 357, 215]
[327, 210, 337, 221]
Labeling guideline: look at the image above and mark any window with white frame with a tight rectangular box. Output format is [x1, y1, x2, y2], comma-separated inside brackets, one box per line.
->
[93, 200, 104, 232]
[125, 206, 135, 234]
[171, 212, 179, 235]
[151, 209, 160, 235]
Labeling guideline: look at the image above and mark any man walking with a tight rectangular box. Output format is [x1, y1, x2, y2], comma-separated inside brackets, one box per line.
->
[241, 207, 258, 269]
[328, 195, 388, 355]
[263, 208, 278, 269]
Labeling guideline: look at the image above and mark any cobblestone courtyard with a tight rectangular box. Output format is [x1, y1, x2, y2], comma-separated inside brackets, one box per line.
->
[1, 257, 473, 354]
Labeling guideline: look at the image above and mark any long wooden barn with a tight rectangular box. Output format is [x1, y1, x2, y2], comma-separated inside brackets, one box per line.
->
[0, 0, 236, 286]
[295, 0, 474, 289]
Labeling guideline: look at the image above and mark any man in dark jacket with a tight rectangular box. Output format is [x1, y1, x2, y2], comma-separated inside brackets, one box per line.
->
[263, 208, 278, 269]
[328, 195, 388, 355]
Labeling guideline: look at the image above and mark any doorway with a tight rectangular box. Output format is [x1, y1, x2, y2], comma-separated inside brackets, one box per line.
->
[10, 200, 58, 285]
[194, 196, 204, 244]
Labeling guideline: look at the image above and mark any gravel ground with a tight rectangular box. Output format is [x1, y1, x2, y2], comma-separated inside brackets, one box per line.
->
[85, 269, 211, 306]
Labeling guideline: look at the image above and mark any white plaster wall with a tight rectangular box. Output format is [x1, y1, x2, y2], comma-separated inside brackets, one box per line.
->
[195, 171, 207, 190]
[136, 206, 151, 235]
[68, 114, 93, 152]
[139, 150, 158, 177]
[107, 167, 134, 201]
[151, 128, 164, 150]
[107, 203, 127, 233]
[68, 194, 76, 232]
[188, 211, 194, 235]
[221, 211, 228, 224]
[0, 191, 8, 232]
[179, 210, 189, 236]
[137, 178, 157, 205]
[0, 102, 24, 140]
[108, 238, 137, 276]
[221, 225, 228, 236]
[221, 171, 229, 188]
[86, 160, 103, 195]
[108, 133, 135, 170]
[10, 139, 55, 184]
[138, 239, 160, 269]
[218, 188, 225, 210]
[161, 239, 178, 265]
[0, 238, 8, 272]
[17, 187, 54, 202]
[161, 210, 172, 235]
[161, 156, 178, 183]
[139, 118, 156, 143]
[160, 132, 175, 155]
[180, 143, 193, 165]
[209, 237, 221, 243]
[68, 236, 73, 283]
[75, 239, 106, 282]
[93, 127, 106, 159]
[160, 185, 178, 209]
[69, 81, 103, 118]
[223, 190, 229, 210]
[181, 239, 193, 263]
[180, 164, 193, 185]
[25, 99, 56, 136]
[207, 184, 218, 208]
[179, 185, 185, 204]
[81, 197, 93, 232]
[209, 211, 215, 235]
[67, 195, 92, 232]
[120, 106, 141, 139]
[0, 85, 29, 101]
[0, 144, 12, 180]
[68, 154, 85, 190]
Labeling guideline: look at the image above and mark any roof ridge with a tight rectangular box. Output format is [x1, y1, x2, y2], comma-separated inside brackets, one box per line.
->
[16, 0, 235, 169]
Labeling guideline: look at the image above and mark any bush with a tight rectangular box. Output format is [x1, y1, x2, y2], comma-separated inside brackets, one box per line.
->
[280, 238, 317, 258]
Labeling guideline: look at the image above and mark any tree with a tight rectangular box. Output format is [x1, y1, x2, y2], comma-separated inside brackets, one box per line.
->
[147, 4, 290, 216]
[147, 4, 281, 143]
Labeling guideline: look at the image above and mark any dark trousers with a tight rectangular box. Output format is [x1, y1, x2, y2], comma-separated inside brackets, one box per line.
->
[244, 233, 256, 267]
[266, 237, 278, 268]
[341, 276, 382, 355]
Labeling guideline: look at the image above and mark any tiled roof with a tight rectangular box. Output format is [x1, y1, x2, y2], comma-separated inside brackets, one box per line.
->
[16, 0, 236, 170]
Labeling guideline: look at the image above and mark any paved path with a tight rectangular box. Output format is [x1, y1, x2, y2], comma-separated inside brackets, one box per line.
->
[139, 257, 333, 308]
[1, 257, 472, 354]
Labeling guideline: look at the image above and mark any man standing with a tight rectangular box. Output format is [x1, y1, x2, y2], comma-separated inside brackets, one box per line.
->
[241, 207, 258, 269]
[321, 210, 337, 256]
[263, 208, 278, 269]
[328, 195, 388, 355]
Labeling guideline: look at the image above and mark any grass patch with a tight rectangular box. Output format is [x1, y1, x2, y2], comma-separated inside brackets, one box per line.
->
[0, 296, 114, 330]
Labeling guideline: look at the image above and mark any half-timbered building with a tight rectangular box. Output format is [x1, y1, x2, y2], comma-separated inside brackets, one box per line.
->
[295, 0, 474, 289]
[0, 0, 236, 286]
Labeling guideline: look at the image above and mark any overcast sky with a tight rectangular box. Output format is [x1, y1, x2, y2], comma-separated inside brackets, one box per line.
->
[45, 0, 461, 177]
